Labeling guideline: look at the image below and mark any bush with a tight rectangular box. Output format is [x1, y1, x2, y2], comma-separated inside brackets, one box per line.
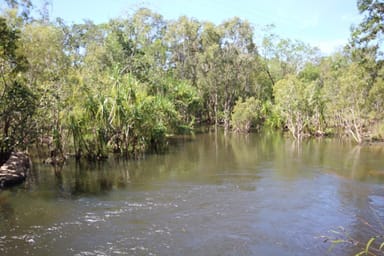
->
[230, 97, 263, 133]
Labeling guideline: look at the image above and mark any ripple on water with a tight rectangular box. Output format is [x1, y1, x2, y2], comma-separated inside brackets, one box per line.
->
[83, 212, 106, 224]
[369, 194, 384, 219]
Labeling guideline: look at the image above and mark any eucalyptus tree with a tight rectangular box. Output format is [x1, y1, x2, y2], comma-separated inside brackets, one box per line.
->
[351, 0, 384, 60]
[369, 65, 384, 116]
[231, 97, 264, 133]
[98, 8, 167, 84]
[196, 21, 222, 124]
[349, 0, 383, 101]
[21, 21, 71, 157]
[258, 26, 278, 86]
[57, 19, 105, 69]
[368, 65, 384, 140]
[273, 75, 318, 140]
[165, 16, 202, 85]
[196, 18, 259, 129]
[216, 17, 258, 129]
[129, 8, 168, 92]
[3, 0, 33, 22]
[220, 17, 258, 94]
[268, 38, 322, 83]
[349, 0, 384, 142]
[0, 17, 36, 162]
[322, 60, 371, 143]
[315, 49, 383, 143]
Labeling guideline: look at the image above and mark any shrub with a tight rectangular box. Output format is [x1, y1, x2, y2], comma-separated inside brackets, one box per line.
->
[230, 97, 263, 133]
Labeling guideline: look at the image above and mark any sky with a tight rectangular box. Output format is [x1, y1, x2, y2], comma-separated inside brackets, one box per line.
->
[7, 0, 364, 55]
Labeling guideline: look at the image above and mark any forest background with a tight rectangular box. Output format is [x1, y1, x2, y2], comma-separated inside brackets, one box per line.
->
[0, 0, 383, 163]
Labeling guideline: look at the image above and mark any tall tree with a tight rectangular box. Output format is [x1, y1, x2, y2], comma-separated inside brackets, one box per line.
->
[165, 16, 202, 85]
[0, 17, 36, 162]
[273, 75, 319, 140]
[351, 0, 384, 58]
[21, 22, 71, 157]
[4, 0, 33, 22]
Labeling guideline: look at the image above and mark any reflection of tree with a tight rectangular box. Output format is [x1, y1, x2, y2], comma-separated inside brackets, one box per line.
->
[70, 162, 114, 195]
[116, 167, 130, 189]
[344, 146, 363, 180]
[0, 192, 16, 229]
[273, 139, 302, 179]
[25, 131, 384, 197]
[326, 144, 384, 182]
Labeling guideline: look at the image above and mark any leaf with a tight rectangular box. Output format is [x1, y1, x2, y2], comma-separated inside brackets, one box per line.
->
[365, 237, 376, 255]
[379, 241, 384, 251]
[331, 239, 345, 244]
[355, 251, 366, 256]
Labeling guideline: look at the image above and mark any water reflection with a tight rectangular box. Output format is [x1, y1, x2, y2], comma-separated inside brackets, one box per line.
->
[0, 191, 15, 227]
[0, 130, 383, 255]
[21, 131, 384, 195]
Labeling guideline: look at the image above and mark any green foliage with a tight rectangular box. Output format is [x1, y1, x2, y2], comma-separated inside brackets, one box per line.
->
[0, 81, 37, 153]
[4, 0, 33, 21]
[20, 22, 72, 158]
[323, 62, 371, 143]
[164, 78, 202, 130]
[0, 16, 35, 158]
[0, 17, 27, 75]
[273, 75, 319, 139]
[351, 0, 384, 59]
[231, 97, 263, 133]
[64, 70, 195, 159]
[263, 102, 284, 129]
[368, 66, 384, 120]
[298, 63, 320, 82]
[1, 2, 384, 163]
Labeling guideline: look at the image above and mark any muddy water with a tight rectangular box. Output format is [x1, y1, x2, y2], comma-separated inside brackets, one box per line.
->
[0, 131, 383, 255]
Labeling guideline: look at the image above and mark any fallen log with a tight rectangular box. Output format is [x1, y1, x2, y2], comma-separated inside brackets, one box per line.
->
[0, 152, 31, 188]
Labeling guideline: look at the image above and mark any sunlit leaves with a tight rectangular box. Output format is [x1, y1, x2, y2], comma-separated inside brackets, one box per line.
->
[231, 97, 263, 133]
[274, 75, 312, 139]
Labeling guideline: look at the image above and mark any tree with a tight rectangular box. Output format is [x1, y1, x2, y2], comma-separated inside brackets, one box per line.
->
[196, 18, 259, 129]
[196, 21, 222, 124]
[165, 16, 202, 85]
[322, 60, 371, 144]
[273, 75, 321, 140]
[21, 21, 71, 158]
[0, 17, 36, 163]
[231, 97, 264, 133]
[351, 0, 384, 60]
[3, 0, 33, 22]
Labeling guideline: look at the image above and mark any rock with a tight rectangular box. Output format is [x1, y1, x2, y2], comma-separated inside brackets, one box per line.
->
[0, 152, 31, 188]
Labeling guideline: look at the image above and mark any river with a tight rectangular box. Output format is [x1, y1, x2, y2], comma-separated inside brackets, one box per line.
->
[0, 130, 383, 255]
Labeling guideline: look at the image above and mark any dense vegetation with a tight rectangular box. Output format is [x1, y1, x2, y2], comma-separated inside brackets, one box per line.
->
[0, 0, 383, 163]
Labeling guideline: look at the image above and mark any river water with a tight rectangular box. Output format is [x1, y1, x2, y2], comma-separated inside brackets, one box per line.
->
[0, 130, 384, 255]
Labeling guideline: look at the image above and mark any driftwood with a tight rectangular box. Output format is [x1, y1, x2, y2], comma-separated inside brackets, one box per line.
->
[0, 152, 31, 188]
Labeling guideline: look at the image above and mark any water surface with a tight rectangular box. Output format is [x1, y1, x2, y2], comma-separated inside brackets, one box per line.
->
[1, 131, 384, 255]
